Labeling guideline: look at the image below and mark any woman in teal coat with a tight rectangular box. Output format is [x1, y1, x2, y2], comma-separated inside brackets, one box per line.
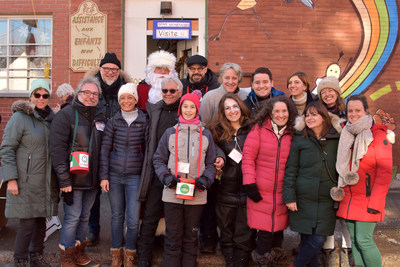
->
[0, 79, 59, 266]
[283, 101, 341, 267]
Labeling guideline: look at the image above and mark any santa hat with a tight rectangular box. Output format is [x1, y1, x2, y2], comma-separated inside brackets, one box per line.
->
[147, 50, 176, 71]
[178, 93, 201, 117]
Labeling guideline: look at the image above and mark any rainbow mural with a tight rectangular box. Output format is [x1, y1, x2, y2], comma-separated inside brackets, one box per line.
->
[341, 0, 398, 98]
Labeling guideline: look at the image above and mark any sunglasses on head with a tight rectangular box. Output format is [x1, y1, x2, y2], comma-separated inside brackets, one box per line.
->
[33, 93, 50, 99]
[162, 89, 177, 94]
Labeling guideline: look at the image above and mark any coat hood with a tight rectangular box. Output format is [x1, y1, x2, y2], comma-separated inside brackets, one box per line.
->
[294, 112, 344, 134]
[11, 100, 35, 115]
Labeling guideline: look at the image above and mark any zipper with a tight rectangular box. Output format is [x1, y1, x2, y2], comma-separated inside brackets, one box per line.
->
[26, 154, 31, 181]
[272, 135, 281, 232]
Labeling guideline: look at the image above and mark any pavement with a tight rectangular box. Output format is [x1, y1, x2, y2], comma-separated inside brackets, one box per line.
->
[1, 180, 400, 267]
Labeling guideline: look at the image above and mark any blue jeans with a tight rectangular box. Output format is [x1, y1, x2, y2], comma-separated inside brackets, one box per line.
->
[108, 174, 141, 250]
[293, 228, 327, 267]
[60, 189, 97, 248]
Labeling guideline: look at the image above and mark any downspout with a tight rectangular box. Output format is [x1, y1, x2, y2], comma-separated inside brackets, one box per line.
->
[205, 0, 208, 57]
[121, 0, 125, 68]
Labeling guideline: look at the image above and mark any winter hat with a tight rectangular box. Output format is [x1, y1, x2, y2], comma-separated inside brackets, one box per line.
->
[147, 50, 176, 71]
[30, 79, 51, 97]
[100, 52, 121, 69]
[317, 76, 341, 99]
[118, 83, 138, 102]
[186, 55, 208, 67]
[178, 93, 201, 116]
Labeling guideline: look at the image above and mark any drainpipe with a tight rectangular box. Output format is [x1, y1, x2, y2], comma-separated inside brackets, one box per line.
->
[205, 0, 208, 57]
[121, 0, 125, 68]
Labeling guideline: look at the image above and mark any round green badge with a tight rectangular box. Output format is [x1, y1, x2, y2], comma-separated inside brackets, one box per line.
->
[180, 184, 190, 194]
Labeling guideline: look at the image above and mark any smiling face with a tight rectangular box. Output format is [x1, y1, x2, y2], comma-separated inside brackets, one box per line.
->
[119, 93, 137, 112]
[271, 101, 289, 127]
[30, 88, 49, 110]
[320, 88, 338, 108]
[288, 75, 306, 99]
[347, 100, 368, 124]
[187, 64, 207, 83]
[305, 108, 324, 134]
[252, 73, 273, 98]
[100, 63, 120, 85]
[181, 100, 197, 120]
[77, 83, 99, 107]
[222, 68, 239, 93]
[224, 98, 242, 125]
[162, 81, 182, 105]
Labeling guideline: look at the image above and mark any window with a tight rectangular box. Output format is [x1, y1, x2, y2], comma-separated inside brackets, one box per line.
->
[0, 16, 52, 96]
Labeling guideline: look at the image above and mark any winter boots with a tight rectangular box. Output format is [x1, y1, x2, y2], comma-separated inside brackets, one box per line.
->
[75, 240, 99, 267]
[251, 250, 276, 267]
[29, 252, 50, 267]
[59, 244, 77, 267]
[14, 258, 28, 267]
[123, 249, 136, 267]
[320, 248, 338, 267]
[110, 248, 123, 267]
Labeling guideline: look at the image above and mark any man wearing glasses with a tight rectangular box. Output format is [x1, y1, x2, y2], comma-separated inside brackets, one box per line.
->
[137, 50, 178, 110]
[181, 55, 219, 97]
[137, 76, 183, 267]
[50, 77, 103, 267]
[85, 52, 132, 247]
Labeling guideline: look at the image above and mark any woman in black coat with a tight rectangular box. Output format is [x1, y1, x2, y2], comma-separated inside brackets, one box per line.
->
[208, 93, 253, 267]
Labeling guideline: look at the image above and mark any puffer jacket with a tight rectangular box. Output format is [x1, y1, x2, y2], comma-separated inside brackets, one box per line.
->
[214, 121, 250, 207]
[153, 123, 217, 205]
[0, 101, 58, 219]
[244, 88, 285, 114]
[99, 109, 148, 179]
[336, 123, 392, 222]
[50, 99, 103, 189]
[283, 120, 340, 236]
[242, 119, 292, 232]
[181, 68, 220, 96]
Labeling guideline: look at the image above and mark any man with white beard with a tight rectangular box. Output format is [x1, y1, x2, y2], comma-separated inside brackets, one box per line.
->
[84, 52, 132, 246]
[137, 50, 178, 110]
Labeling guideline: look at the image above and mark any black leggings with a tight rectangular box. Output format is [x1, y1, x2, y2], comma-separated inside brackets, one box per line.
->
[14, 217, 46, 259]
[255, 230, 284, 255]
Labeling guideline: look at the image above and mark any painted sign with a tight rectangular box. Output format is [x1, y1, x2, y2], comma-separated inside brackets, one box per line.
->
[70, 0, 107, 72]
[153, 20, 192, 39]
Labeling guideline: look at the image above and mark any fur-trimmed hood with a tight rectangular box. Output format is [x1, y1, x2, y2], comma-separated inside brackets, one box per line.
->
[11, 100, 35, 115]
[84, 67, 133, 83]
[294, 112, 344, 134]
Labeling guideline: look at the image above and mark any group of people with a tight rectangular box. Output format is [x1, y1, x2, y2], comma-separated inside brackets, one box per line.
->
[0, 50, 394, 267]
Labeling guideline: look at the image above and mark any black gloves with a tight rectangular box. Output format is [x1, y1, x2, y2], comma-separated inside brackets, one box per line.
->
[367, 208, 379, 214]
[195, 176, 211, 191]
[162, 173, 180, 189]
[62, 191, 73, 206]
[243, 183, 263, 203]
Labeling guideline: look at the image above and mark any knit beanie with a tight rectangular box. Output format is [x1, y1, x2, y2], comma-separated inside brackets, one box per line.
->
[147, 50, 176, 71]
[30, 79, 51, 97]
[118, 83, 138, 102]
[100, 52, 121, 69]
[178, 93, 201, 116]
[317, 76, 341, 99]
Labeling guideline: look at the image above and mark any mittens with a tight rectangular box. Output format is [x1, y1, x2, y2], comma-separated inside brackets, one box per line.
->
[62, 191, 74, 206]
[243, 183, 263, 203]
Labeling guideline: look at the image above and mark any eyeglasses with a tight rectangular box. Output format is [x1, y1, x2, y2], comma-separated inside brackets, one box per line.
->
[162, 89, 178, 94]
[101, 67, 120, 73]
[188, 66, 206, 72]
[33, 93, 50, 99]
[79, 90, 99, 98]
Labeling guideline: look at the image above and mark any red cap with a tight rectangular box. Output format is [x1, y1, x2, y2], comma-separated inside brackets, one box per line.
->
[178, 93, 201, 116]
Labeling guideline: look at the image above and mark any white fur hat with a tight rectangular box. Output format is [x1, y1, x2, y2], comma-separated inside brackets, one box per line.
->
[147, 50, 176, 71]
[118, 83, 138, 102]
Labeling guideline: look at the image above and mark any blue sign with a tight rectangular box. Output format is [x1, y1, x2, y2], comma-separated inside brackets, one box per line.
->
[153, 20, 192, 40]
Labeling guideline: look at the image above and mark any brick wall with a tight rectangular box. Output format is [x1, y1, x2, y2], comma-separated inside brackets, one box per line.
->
[0, 0, 123, 135]
[208, 0, 400, 168]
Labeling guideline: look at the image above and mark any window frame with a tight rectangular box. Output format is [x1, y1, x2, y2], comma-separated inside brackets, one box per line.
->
[0, 15, 53, 97]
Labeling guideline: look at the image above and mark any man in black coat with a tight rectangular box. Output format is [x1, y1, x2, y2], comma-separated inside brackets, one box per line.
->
[136, 76, 183, 267]
[180, 55, 219, 96]
[50, 76, 103, 266]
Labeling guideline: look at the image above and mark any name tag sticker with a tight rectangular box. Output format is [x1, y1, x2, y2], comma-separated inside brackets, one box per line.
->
[228, 148, 242, 164]
[95, 121, 105, 132]
[178, 162, 190, 174]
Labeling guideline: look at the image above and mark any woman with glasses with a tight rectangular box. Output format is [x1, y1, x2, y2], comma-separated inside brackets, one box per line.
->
[208, 93, 252, 266]
[242, 96, 297, 266]
[0, 79, 58, 266]
[283, 101, 342, 267]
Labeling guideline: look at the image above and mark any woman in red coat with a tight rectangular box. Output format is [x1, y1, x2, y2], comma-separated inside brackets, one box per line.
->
[332, 95, 393, 267]
[242, 95, 297, 266]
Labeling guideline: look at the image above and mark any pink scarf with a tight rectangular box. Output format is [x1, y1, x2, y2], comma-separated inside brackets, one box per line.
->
[179, 115, 200, 125]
